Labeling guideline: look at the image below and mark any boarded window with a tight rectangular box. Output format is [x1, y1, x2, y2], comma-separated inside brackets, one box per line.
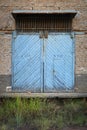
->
[15, 14, 72, 32]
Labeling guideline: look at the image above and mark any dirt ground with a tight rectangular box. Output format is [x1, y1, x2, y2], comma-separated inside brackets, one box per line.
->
[63, 126, 87, 130]
[18, 126, 87, 130]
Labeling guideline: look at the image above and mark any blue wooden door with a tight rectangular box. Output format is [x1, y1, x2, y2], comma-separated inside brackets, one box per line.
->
[12, 33, 41, 92]
[12, 33, 74, 92]
[44, 33, 74, 92]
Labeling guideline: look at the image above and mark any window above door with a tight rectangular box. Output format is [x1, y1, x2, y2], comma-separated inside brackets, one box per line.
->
[12, 10, 77, 33]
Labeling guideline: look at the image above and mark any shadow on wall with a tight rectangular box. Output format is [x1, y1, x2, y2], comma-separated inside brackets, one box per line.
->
[76, 74, 87, 92]
[0, 74, 87, 93]
[0, 75, 11, 93]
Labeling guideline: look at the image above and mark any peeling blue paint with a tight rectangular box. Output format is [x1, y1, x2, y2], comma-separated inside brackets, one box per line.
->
[12, 33, 74, 92]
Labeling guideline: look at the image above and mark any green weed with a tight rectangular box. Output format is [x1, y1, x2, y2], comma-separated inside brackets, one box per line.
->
[0, 124, 7, 130]
[0, 98, 87, 130]
[34, 117, 51, 130]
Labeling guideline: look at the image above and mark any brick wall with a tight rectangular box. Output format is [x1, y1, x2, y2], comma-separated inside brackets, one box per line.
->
[75, 34, 87, 92]
[0, 0, 87, 31]
[0, 0, 87, 93]
[0, 34, 11, 92]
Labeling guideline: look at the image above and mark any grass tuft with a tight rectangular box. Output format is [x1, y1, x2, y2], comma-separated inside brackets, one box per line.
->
[0, 98, 87, 130]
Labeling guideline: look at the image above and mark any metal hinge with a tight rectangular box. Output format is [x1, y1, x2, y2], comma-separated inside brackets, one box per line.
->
[39, 31, 44, 38]
[44, 31, 48, 38]
[13, 31, 17, 39]
[70, 32, 74, 39]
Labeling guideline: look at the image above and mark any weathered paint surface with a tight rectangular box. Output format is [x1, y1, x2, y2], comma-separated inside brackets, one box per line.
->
[44, 33, 74, 92]
[12, 34, 41, 92]
[0, 0, 87, 96]
[12, 33, 74, 92]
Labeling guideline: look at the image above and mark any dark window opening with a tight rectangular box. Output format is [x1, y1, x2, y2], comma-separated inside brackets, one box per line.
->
[15, 14, 72, 32]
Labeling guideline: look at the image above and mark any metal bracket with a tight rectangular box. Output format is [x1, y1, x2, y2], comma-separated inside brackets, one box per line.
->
[39, 31, 48, 38]
[13, 31, 17, 39]
[44, 31, 48, 38]
[70, 32, 74, 39]
[39, 31, 44, 38]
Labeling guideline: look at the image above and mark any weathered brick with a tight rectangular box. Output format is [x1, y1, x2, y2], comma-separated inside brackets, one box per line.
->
[76, 34, 87, 74]
[0, 0, 87, 31]
[0, 0, 87, 93]
[0, 34, 11, 75]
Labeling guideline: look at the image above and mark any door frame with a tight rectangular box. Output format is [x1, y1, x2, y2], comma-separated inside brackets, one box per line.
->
[11, 31, 75, 92]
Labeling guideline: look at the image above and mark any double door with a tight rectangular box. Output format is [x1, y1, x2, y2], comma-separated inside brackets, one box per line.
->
[12, 32, 74, 92]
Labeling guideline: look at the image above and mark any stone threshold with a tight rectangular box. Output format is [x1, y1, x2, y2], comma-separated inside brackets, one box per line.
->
[0, 92, 87, 98]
